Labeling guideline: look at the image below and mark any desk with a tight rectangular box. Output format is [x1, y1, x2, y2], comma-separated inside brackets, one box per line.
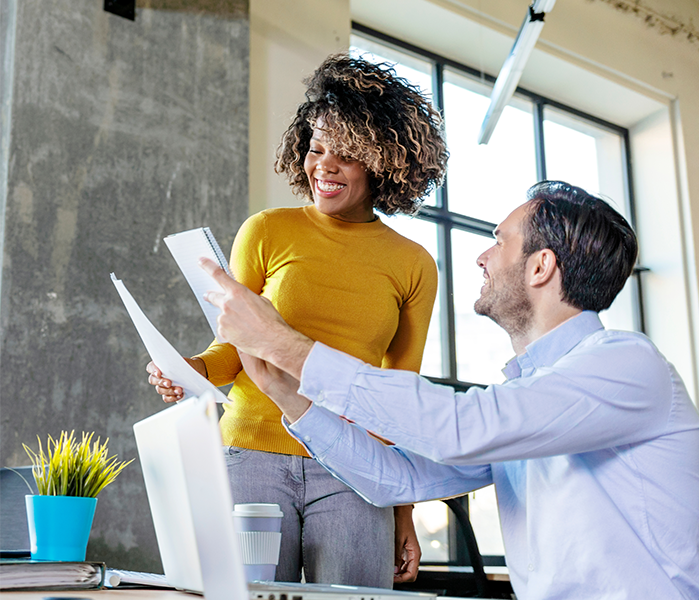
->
[0, 591, 186, 600]
[0, 590, 487, 600]
[0, 571, 510, 600]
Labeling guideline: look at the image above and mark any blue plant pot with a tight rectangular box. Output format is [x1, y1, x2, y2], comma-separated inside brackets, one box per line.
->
[25, 495, 98, 561]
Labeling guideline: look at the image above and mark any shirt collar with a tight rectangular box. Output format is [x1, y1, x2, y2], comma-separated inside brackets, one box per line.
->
[502, 311, 604, 379]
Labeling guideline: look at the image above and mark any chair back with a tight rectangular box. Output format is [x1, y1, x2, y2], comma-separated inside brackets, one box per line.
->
[395, 497, 506, 598]
[443, 498, 489, 596]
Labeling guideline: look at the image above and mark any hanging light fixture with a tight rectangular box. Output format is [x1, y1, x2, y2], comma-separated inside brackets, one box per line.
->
[477, 0, 556, 145]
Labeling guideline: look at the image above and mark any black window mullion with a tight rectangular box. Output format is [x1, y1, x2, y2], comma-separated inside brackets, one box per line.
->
[417, 206, 496, 383]
[433, 61, 447, 212]
[422, 58, 456, 378]
[632, 272, 647, 334]
[418, 205, 496, 237]
[619, 129, 646, 334]
[439, 222, 458, 380]
[621, 130, 638, 232]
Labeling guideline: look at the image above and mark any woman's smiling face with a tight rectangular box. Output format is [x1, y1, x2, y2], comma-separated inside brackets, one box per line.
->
[303, 126, 374, 223]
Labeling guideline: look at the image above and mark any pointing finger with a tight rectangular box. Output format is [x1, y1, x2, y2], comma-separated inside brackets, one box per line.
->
[199, 257, 234, 287]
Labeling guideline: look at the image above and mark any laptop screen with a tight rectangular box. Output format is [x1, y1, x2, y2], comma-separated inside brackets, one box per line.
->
[133, 394, 248, 600]
[133, 395, 440, 600]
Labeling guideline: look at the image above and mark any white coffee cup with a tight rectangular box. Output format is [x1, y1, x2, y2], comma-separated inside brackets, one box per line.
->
[232, 503, 284, 582]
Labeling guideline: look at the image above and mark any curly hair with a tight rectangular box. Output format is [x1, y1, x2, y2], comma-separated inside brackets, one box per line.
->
[275, 53, 449, 215]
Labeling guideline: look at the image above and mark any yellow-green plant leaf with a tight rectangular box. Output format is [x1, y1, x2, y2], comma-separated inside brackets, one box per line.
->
[22, 430, 133, 498]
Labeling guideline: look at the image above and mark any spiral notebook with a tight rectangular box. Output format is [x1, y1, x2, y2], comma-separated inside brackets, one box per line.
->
[164, 227, 232, 338]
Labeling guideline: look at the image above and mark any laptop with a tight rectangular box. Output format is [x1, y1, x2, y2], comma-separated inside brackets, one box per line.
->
[133, 393, 439, 600]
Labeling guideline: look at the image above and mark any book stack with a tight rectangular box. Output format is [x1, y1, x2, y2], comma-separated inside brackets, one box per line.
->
[0, 559, 105, 591]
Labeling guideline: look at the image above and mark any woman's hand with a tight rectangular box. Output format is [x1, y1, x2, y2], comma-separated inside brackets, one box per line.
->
[239, 352, 311, 422]
[146, 357, 207, 403]
[394, 504, 421, 583]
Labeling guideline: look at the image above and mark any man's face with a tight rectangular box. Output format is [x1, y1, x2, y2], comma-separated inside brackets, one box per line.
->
[474, 203, 534, 335]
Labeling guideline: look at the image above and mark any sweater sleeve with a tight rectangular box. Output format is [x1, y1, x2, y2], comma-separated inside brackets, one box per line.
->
[194, 212, 268, 386]
[381, 246, 438, 373]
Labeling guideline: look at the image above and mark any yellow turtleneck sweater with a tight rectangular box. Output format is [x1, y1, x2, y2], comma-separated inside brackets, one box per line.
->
[196, 205, 438, 456]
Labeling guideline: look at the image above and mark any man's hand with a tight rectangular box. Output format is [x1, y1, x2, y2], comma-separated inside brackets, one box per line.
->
[199, 257, 313, 379]
[394, 505, 421, 583]
[239, 351, 311, 423]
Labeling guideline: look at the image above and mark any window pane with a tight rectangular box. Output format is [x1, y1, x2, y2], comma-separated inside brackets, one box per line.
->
[350, 34, 433, 100]
[443, 69, 537, 222]
[384, 215, 444, 377]
[543, 106, 629, 219]
[413, 500, 449, 563]
[543, 118, 599, 194]
[543, 108, 638, 331]
[469, 485, 505, 556]
[600, 277, 637, 332]
[452, 229, 513, 384]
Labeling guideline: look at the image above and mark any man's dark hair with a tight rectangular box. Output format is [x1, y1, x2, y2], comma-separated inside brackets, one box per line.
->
[522, 181, 638, 312]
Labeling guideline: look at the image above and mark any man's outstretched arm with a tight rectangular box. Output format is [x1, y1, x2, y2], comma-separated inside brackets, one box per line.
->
[238, 351, 311, 422]
[236, 348, 493, 503]
[201, 259, 493, 499]
[287, 402, 493, 505]
[201, 257, 671, 467]
[200, 257, 312, 384]
[238, 352, 493, 503]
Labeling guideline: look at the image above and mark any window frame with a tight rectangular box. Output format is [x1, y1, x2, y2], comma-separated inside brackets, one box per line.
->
[352, 23, 647, 567]
[353, 22, 645, 393]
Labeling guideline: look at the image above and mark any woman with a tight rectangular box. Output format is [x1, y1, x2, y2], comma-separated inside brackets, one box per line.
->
[147, 53, 448, 587]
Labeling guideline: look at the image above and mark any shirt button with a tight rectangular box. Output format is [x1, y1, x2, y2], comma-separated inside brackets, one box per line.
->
[304, 435, 311, 442]
[528, 564, 534, 572]
[317, 392, 324, 402]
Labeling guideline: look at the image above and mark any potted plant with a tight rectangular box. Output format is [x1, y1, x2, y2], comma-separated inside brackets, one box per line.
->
[23, 430, 133, 561]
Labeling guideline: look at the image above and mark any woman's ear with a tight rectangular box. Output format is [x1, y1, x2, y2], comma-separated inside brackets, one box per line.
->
[528, 249, 558, 287]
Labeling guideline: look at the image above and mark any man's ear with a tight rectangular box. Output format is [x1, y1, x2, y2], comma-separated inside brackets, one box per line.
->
[527, 249, 558, 287]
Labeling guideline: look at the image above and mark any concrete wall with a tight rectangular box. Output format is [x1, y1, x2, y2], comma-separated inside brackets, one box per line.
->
[0, 0, 249, 570]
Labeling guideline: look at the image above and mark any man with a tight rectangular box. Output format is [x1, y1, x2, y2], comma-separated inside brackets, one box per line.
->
[194, 181, 699, 599]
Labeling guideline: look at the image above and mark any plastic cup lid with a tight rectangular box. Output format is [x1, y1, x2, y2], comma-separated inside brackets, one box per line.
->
[233, 503, 284, 518]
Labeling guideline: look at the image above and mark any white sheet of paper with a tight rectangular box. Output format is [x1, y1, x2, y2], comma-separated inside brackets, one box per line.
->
[111, 273, 229, 403]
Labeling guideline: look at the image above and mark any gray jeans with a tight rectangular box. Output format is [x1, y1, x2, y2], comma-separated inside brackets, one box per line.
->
[224, 446, 394, 587]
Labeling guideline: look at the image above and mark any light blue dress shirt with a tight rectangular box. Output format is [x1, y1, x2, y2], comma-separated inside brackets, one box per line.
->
[287, 312, 699, 600]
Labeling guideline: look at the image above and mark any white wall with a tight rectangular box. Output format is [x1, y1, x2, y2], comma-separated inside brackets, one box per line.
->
[631, 107, 696, 395]
[248, 0, 350, 215]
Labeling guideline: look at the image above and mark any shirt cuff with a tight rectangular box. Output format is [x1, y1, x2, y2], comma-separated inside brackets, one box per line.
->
[298, 342, 363, 415]
[283, 403, 345, 458]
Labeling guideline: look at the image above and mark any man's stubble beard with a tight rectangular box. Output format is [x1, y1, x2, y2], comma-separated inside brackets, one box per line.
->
[474, 259, 533, 338]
